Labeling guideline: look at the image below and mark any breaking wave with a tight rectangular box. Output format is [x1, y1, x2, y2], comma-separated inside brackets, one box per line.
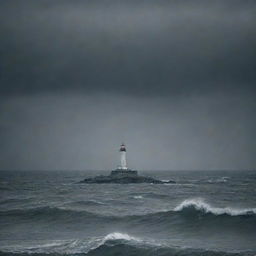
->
[0, 232, 253, 256]
[174, 198, 256, 216]
[1, 199, 256, 223]
[1, 200, 256, 255]
[1, 198, 256, 239]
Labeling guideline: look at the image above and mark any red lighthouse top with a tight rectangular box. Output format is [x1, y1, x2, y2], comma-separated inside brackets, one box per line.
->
[120, 143, 126, 152]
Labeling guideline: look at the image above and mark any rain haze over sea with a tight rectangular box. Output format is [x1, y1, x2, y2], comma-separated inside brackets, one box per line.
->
[0, 0, 256, 255]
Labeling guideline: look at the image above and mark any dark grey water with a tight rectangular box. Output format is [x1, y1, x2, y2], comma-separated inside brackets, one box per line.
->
[0, 170, 256, 256]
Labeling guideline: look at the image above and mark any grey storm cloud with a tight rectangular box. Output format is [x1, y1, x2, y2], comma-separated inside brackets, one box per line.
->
[0, 0, 255, 170]
[0, 0, 256, 96]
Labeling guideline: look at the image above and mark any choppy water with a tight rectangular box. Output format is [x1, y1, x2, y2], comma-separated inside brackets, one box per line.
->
[0, 170, 255, 256]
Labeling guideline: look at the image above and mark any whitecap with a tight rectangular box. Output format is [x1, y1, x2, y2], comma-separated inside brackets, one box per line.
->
[100, 232, 164, 247]
[102, 232, 141, 242]
[174, 198, 256, 216]
[133, 195, 143, 199]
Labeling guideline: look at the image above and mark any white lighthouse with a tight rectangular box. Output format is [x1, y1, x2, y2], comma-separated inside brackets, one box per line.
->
[111, 143, 138, 177]
[119, 143, 128, 170]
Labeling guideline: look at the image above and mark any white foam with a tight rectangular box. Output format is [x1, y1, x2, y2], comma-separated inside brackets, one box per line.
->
[0, 233, 166, 254]
[100, 232, 164, 247]
[102, 232, 141, 243]
[0, 240, 77, 254]
[207, 177, 229, 183]
[133, 195, 143, 199]
[174, 198, 256, 216]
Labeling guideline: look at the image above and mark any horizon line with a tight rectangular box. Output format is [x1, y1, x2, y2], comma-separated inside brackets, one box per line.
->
[0, 169, 255, 172]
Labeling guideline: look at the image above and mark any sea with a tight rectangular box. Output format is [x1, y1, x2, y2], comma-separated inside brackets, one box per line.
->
[0, 170, 255, 256]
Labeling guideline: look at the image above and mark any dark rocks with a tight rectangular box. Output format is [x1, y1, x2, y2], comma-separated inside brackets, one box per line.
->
[80, 169, 175, 184]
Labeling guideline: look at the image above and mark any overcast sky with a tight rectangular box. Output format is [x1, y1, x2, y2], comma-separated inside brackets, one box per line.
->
[0, 0, 255, 170]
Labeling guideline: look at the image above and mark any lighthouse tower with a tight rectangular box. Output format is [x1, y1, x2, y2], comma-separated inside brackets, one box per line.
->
[119, 143, 128, 170]
[111, 143, 138, 177]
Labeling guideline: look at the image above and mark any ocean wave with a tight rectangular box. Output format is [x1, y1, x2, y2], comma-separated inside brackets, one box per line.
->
[64, 200, 106, 207]
[101, 232, 144, 245]
[174, 198, 256, 216]
[1, 199, 256, 234]
[0, 232, 160, 255]
[0, 206, 104, 222]
[1, 199, 255, 220]
[86, 243, 254, 256]
[0, 198, 33, 205]
[0, 232, 253, 256]
[206, 177, 230, 183]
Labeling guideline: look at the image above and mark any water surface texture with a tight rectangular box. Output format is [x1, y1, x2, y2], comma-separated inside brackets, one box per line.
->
[0, 170, 255, 256]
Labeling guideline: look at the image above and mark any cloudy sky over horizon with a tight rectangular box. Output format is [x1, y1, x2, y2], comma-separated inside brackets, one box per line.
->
[1, 0, 256, 170]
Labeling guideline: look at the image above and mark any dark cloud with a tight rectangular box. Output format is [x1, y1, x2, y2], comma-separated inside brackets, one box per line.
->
[0, 0, 255, 96]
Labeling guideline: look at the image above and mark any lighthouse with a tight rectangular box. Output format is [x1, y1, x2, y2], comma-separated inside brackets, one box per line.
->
[119, 143, 128, 170]
[110, 143, 138, 177]
[81, 142, 175, 183]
